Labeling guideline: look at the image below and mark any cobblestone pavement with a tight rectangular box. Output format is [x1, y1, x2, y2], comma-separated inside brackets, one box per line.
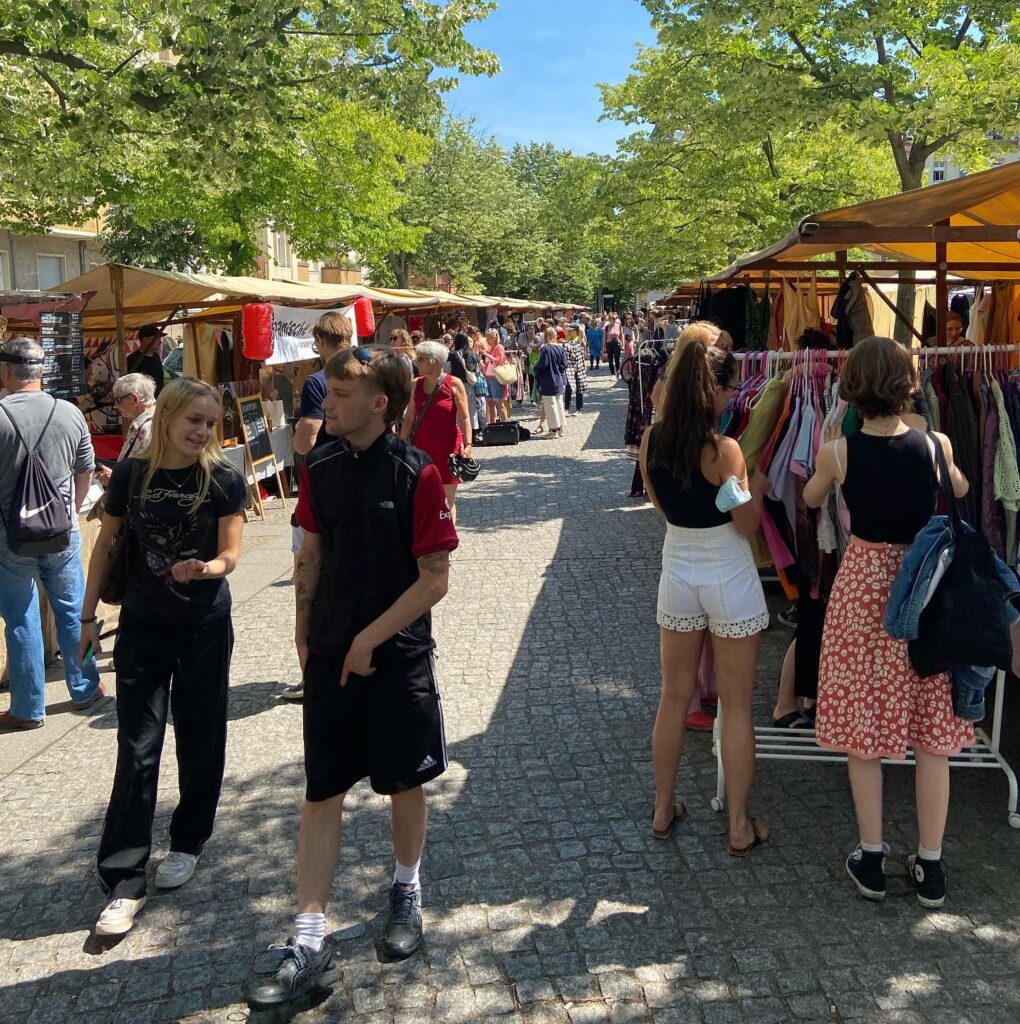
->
[2, 374, 1020, 1024]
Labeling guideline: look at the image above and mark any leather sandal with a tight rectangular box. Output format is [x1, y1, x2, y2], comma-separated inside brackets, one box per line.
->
[728, 818, 769, 858]
[651, 802, 687, 840]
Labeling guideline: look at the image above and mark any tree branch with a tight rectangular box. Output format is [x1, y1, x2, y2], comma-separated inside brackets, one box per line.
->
[954, 14, 972, 49]
[29, 62, 67, 113]
[0, 40, 101, 73]
[787, 31, 830, 84]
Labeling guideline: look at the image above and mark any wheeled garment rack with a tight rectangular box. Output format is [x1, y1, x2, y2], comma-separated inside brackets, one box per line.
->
[711, 344, 1020, 828]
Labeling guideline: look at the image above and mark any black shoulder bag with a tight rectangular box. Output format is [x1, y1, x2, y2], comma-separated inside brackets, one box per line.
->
[908, 435, 1012, 676]
[409, 375, 446, 444]
[100, 459, 144, 606]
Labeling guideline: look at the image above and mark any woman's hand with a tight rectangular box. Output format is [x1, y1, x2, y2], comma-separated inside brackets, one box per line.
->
[96, 465, 112, 486]
[78, 620, 100, 664]
[171, 559, 211, 583]
[823, 421, 843, 445]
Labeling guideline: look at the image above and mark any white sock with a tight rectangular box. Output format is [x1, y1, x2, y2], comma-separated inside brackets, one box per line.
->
[860, 841, 885, 854]
[918, 844, 942, 862]
[294, 912, 327, 952]
[394, 860, 421, 889]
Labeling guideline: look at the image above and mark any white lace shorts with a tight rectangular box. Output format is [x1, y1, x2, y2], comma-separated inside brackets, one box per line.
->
[657, 523, 769, 638]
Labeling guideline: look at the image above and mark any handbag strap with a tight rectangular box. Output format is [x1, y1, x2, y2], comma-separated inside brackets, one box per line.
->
[927, 430, 962, 534]
[410, 375, 446, 443]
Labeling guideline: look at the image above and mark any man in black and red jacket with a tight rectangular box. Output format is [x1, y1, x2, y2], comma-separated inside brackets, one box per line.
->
[251, 346, 458, 1009]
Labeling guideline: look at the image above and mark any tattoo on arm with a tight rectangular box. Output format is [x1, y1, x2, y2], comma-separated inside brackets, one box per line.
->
[419, 551, 451, 576]
[294, 555, 321, 615]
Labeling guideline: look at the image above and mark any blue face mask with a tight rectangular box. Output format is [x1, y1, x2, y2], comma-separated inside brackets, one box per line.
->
[715, 475, 752, 514]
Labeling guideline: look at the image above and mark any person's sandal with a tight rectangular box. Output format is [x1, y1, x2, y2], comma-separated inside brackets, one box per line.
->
[728, 818, 769, 858]
[651, 803, 687, 840]
[771, 710, 810, 730]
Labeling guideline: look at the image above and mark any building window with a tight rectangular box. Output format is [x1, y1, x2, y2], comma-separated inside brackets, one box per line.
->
[932, 160, 946, 183]
[0, 250, 9, 289]
[36, 254, 66, 290]
[274, 232, 288, 267]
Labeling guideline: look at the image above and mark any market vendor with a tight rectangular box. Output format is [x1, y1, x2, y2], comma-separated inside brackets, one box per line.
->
[95, 372, 156, 485]
[127, 324, 167, 395]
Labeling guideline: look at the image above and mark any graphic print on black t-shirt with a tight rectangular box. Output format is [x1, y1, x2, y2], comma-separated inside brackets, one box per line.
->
[105, 459, 247, 619]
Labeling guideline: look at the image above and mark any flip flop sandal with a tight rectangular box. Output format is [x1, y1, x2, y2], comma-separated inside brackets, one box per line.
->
[771, 711, 810, 730]
[651, 802, 687, 840]
[728, 817, 769, 858]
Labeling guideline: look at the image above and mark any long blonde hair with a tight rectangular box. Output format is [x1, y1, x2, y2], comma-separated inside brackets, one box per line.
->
[138, 377, 229, 511]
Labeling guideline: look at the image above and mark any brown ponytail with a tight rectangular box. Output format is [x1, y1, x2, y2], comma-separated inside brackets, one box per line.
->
[648, 342, 735, 486]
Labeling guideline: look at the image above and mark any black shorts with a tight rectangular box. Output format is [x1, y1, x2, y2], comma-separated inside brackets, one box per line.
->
[302, 651, 447, 802]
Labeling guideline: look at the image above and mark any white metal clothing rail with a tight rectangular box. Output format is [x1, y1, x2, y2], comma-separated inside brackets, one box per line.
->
[714, 342, 1020, 828]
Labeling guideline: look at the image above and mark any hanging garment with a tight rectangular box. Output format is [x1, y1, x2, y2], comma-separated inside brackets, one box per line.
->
[943, 362, 981, 526]
[981, 391, 1006, 559]
[781, 280, 821, 347]
[831, 273, 874, 349]
[992, 379, 1020, 563]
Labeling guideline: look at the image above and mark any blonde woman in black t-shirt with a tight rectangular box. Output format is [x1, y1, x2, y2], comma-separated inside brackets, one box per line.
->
[79, 377, 246, 938]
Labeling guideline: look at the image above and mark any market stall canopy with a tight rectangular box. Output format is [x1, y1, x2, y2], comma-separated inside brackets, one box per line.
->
[707, 160, 1020, 282]
[48, 264, 441, 332]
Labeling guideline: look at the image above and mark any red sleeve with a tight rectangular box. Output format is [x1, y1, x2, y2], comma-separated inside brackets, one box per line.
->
[412, 463, 459, 559]
[295, 463, 321, 533]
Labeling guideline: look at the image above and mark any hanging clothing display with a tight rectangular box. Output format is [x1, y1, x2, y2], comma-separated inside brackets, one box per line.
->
[831, 272, 874, 350]
[781, 279, 821, 347]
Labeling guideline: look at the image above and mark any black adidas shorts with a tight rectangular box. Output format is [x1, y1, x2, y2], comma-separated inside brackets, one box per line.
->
[302, 650, 447, 802]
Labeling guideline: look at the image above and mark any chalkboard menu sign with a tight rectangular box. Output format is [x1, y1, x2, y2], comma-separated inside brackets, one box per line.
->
[39, 310, 85, 399]
[236, 394, 273, 464]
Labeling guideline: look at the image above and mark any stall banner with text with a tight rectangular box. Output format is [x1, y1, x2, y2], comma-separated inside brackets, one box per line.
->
[40, 311, 85, 400]
[268, 304, 356, 365]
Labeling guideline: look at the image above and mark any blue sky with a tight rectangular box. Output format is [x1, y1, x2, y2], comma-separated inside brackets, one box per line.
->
[445, 0, 657, 155]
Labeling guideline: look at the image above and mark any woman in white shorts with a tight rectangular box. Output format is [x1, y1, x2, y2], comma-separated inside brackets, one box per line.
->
[639, 341, 770, 856]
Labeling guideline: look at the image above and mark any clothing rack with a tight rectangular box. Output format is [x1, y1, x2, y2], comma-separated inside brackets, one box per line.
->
[715, 343, 1020, 828]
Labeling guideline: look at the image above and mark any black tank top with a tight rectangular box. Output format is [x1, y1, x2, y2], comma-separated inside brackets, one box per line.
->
[841, 429, 937, 544]
[646, 434, 731, 529]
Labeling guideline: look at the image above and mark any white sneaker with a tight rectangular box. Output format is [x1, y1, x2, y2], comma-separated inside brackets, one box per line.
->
[154, 851, 198, 889]
[95, 897, 147, 936]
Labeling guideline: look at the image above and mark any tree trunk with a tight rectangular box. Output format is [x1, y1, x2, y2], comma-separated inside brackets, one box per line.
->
[388, 253, 411, 289]
[888, 137, 927, 345]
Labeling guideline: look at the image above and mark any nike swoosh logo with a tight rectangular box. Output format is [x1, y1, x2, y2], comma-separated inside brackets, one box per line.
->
[21, 499, 54, 518]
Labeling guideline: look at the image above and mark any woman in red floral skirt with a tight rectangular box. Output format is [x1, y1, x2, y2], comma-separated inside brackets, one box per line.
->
[804, 337, 971, 909]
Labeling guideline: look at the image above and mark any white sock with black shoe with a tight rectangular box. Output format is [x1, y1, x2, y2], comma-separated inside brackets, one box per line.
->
[294, 912, 327, 952]
[394, 860, 421, 891]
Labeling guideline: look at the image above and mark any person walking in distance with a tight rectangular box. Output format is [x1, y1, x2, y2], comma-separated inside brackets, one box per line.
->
[0, 337, 102, 731]
[81, 378, 246, 936]
[402, 340, 474, 526]
[535, 327, 568, 439]
[250, 346, 458, 1009]
[94, 373, 157, 485]
[606, 315, 623, 377]
[563, 324, 588, 414]
[585, 315, 604, 372]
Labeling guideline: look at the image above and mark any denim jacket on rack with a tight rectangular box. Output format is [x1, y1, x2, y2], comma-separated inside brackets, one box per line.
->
[885, 516, 1020, 720]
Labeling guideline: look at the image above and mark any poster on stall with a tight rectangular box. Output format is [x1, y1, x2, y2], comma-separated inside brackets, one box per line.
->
[267, 304, 356, 365]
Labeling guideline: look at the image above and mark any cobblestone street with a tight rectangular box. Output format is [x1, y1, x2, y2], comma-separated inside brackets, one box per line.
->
[2, 374, 1020, 1024]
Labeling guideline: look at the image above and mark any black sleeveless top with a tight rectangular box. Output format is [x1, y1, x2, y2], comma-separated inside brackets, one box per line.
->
[841, 428, 937, 544]
[646, 432, 731, 529]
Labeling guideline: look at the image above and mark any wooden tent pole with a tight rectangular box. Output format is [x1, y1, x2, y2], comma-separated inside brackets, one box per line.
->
[856, 268, 924, 344]
[110, 264, 127, 378]
[935, 219, 950, 347]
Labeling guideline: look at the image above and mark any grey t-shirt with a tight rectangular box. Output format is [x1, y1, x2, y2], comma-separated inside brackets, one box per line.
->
[0, 391, 95, 537]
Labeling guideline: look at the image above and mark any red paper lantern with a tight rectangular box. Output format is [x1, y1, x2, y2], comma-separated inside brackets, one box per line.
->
[353, 295, 376, 338]
[242, 303, 274, 361]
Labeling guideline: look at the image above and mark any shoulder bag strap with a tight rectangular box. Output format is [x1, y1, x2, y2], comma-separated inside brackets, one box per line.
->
[409, 375, 446, 443]
[928, 430, 962, 535]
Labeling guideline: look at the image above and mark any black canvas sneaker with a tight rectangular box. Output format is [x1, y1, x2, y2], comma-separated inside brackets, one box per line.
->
[907, 854, 946, 909]
[248, 936, 335, 1008]
[845, 844, 888, 901]
[383, 883, 423, 960]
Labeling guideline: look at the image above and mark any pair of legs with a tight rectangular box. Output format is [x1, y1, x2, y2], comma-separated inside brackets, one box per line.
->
[485, 396, 508, 424]
[564, 383, 584, 413]
[607, 342, 622, 376]
[0, 528, 99, 720]
[847, 749, 949, 852]
[652, 626, 762, 849]
[542, 393, 565, 435]
[589, 355, 599, 372]
[297, 787, 427, 915]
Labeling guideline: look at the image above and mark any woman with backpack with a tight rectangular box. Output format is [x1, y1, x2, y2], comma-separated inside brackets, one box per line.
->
[402, 341, 473, 525]
[79, 377, 246, 937]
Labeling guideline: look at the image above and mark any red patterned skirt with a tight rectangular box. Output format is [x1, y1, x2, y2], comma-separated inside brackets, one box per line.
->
[816, 540, 975, 760]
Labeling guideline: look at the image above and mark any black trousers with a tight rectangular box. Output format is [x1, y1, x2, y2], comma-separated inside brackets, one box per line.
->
[589, 355, 599, 372]
[607, 341, 622, 376]
[98, 612, 233, 898]
[564, 382, 585, 412]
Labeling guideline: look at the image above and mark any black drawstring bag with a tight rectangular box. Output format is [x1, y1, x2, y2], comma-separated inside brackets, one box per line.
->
[908, 436, 1011, 677]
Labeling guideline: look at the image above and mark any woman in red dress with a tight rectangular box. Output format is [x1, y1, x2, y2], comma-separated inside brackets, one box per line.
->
[401, 340, 474, 525]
